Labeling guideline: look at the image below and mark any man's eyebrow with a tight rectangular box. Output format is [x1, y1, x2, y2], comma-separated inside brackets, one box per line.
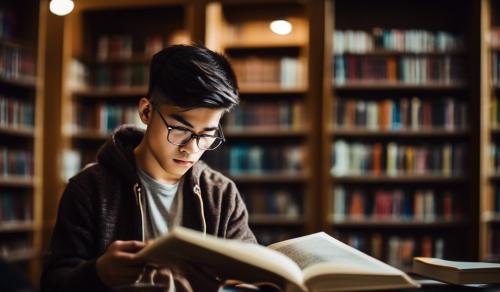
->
[169, 114, 219, 131]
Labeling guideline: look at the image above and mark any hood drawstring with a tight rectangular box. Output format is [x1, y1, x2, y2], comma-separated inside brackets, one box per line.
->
[193, 184, 207, 235]
[133, 183, 145, 241]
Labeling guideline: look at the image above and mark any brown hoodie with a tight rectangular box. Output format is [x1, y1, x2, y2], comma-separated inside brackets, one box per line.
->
[41, 125, 256, 292]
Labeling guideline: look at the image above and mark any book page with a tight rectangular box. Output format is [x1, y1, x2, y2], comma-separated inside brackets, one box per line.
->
[269, 232, 403, 275]
[415, 257, 500, 271]
[136, 227, 305, 290]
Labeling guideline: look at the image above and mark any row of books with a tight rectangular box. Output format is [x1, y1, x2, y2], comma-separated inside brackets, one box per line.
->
[490, 229, 500, 261]
[492, 52, 500, 85]
[0, 240, 32, 259]
[334, 97, 467, 130]
[96, 32, 189, 60]
[334, 29, 463, 54]
[242, 188, 302, 218]
[0, 193, 32, 223]
[494, 186, 500, 213]
[0, 148, 33, 177]
[0, 96, 34, 130]
[0, 43, 36, 82]
[0, 10, 16, 40]
[335, 232, 444, 270]
[230, 57, 305, 88]
[331, 140, 464, 177]
[70, 102, 144, 134]
[203, 145, 304, 176]
[226, 101, 303, 130]
[333, 55, 464, 85]
[332, 187, 456, 222]
[490, 28, 500, 48]
[93, 64, 148, 89]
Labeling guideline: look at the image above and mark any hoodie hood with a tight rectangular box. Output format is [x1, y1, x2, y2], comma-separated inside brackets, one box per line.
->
[96, 125, 143, 184]
[96, 124, 206, 187]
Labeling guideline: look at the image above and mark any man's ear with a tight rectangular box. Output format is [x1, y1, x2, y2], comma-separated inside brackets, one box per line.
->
[138, 97, 151, 124]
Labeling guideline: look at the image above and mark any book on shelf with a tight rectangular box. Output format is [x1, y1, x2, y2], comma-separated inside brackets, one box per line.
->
[230, 56, 305, 89]
[0, 192, 32, 223]
[336, 233, 444, 271]
[412, 257, 500, 285]
[0, 95, 34, 130]
[491, 28, 500, 49]
[334, 97, 467, 131]
[203, 144, 304, 176]
[136, 226, 419, 292]
[0, 148, 33, 178]
[227, 100, 303, 131]
[331, 140, 464, 177]
[334, 29, 463, 54]
[333, 29, 464, 86]
[332, 186, 456, 222]
[0, 42, 36, 83]
[243, 188, 302, 219]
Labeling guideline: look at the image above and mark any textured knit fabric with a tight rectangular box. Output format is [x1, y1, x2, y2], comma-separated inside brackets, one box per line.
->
[41, 125, 256, 292]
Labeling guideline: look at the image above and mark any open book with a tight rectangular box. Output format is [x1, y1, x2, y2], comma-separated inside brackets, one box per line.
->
[136, 227, 419, 291]
[413, 257, 500, 285]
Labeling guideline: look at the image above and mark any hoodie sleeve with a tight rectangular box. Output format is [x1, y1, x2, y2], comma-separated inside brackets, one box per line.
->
[223, 181, 257, 243]
[40, 180, 109, 292]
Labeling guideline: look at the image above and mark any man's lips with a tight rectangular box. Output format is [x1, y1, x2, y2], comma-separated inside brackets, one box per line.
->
[173, 159, 193, 166]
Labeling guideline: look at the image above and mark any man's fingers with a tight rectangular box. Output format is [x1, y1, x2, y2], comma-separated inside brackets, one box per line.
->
[113, 240, 146, 252]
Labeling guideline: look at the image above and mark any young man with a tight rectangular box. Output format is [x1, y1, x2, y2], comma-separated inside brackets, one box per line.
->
[41, 45, 256, 292]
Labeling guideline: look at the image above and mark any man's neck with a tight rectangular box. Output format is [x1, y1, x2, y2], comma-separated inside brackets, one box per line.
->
[133, 141, 180, 185]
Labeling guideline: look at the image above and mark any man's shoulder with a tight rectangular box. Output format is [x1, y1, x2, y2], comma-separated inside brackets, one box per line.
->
[194, 160, 236, 188]
[67, 161, 119, 186]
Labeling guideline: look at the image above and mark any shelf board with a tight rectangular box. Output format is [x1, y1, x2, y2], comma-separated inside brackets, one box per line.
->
[335, 50, 465, 56]
[333, 82, 467, 90]
[77, 55, 151, 64]
[2, 249, 39, 263]
[331, 128, 468, 137]
[226, 128, 306, 138]
[239, 85, 307, 95]
[0, 37, 35, 50]
[70, 131, 110, 141]
[330, 218, 463, 228]
[0, 222, 35, 233]
[249, 215, 305, 226]
[0, 176, 34, 187]
[331, 175, 467, 183]
[72, 86, 148, 97]
[230, 172, 308, 183]
[224, 42, 305, 50]
[0, 126, 34, 138]
[0, 75, 36, 89]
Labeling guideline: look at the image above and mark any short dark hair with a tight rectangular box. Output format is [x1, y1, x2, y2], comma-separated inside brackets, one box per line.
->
[147, 45, 239, 111]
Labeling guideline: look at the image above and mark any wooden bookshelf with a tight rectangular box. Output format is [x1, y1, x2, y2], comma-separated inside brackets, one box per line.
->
[481, 0, 500, 261]
[323, 0, 480, 268]
[204, 1, 314, 244]
[0, 0, 43, 285]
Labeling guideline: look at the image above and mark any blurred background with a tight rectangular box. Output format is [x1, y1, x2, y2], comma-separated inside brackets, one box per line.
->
[0, 0, 499, 288]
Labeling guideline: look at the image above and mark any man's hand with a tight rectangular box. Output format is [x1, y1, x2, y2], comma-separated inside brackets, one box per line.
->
[96, 240, 146, 288]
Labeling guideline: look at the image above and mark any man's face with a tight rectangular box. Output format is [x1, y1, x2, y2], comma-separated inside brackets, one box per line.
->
[144, 102, 225, 180]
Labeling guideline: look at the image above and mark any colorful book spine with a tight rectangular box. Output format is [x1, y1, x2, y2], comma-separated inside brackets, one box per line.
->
[0, 147, 33, 178]
[334, 97, 467, 130]
[332, 186, 456, 221]
[331, 140, 464, 177]
[0, 95, 34, 129]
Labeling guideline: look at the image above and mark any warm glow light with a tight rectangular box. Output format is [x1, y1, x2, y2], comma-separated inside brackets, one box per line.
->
[270, 19, 292, 35]
[50, 0, 74, 16]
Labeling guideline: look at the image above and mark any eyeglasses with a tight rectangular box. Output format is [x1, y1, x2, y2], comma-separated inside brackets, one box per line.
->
[151, 104, 225, 151]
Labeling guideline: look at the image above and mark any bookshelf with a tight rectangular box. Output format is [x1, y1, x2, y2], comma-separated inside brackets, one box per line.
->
[60, 1, 194, 181]
[481, 0, 500, 262]
[203, 1, 315, 245]
[324, 0, 480, 270]
[0, 0, 42, 284]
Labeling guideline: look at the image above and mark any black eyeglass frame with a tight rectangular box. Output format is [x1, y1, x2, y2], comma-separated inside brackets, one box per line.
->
[150, 103, 226, 151]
